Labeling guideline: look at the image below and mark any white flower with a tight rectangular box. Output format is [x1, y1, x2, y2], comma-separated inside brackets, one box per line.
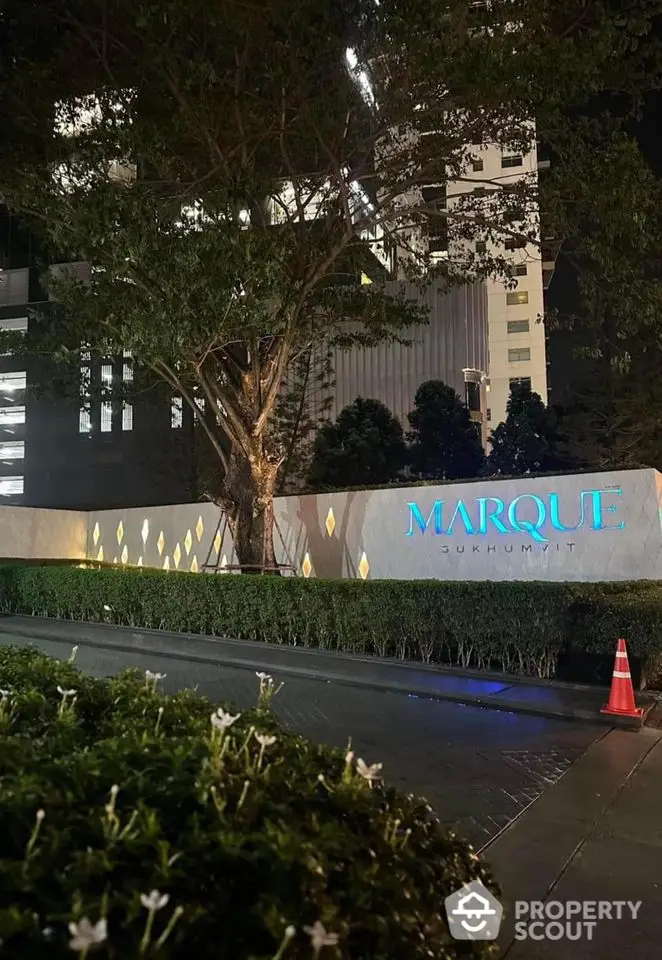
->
[210, 708, 241, 731]
[255, 733, 277, 748]
[0, 688, 11, 698]
[57, 686, 77, 697]
[154, 672, 167, 682]
[345, 750, 355, 765]
[103, 604, 112, 612]
[304, 921, 339, 951]
[68, 917, 108, 951]
[145, 670, 155, 681]
[140, 890, 170, 912]
[356, 758, 383, 782]
[255, 672, 272, 682]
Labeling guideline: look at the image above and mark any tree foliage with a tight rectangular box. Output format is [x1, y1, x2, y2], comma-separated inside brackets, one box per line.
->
[407, 380, 485, 480]
[0, 0, 660, 565]
[307, 397, 407, 489]
[487, 381, 567, 475]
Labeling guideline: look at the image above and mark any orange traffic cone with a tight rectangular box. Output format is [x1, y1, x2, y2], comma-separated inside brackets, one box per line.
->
[601, 638, 643, 719]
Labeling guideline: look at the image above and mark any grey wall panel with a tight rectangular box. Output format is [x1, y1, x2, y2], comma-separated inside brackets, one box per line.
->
[330, 281, 488, 424]
[84, 468, 662, 583]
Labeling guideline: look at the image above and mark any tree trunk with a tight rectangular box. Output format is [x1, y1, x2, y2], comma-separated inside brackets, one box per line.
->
[221, 449, 280, 573]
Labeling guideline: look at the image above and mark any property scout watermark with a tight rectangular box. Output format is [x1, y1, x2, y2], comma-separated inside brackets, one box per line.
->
[444, 880, 642, 942]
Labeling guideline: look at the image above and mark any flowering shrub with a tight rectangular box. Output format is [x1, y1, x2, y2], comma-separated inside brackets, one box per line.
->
[0, 563, 661, 679]
[0, 645, 497, 959]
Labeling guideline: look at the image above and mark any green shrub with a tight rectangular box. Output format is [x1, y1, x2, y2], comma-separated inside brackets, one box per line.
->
[0, 564, 661, 680]
[0, 646, 495, 959]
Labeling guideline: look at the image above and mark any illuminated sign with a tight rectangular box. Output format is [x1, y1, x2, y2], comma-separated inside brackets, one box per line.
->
[406, 488, 624, 544]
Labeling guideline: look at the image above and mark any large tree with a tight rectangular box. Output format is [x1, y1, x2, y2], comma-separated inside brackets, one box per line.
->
[487, 381, 567, 476]
[407, 380, 485, 480]
[308, 397, 406, 489]
[0, 0, 659, 568]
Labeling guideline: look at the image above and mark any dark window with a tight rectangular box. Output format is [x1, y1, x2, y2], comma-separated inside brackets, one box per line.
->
[514, 264, 527, 276]
[502, 155, 523, 168]
[509, 377, 532, 390]
[472, 159, 484, 172]
[422, 185, 447, 209]
[505, 237, 526, 251]
[476, 241, 487, 254]
[486, 408, 491, 422]
[465, 380, 481, 412]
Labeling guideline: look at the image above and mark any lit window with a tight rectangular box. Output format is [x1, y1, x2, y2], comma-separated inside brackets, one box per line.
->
[508, 347, 531, 363]
[171, 396, 183, 428]
[0, 317, 28, 356]
[506, 291, 529, 306]
[100, 402, 113, 432]
[0, 405, 25, 425]
[502, 155, 523, 168]
[514, 264, 527, 276]
[194, 397, 206, 416]
[0, 316, 28, 333]
[0, 440, 24, 460]
[122, 362, 133, 383]
[122, 403, 133, 431]
[0, 371, 26, 393]
[0, 476, 23, 496]
[101, 363, 113, 385]
[79, 408, 92, 433]
[507, 319, 530, 334]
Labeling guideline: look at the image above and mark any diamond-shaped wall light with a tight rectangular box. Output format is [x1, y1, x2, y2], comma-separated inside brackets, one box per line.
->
[220, 553, 228, 572]
[141, 519, 149, 546]
[113, 556, 118, 564]
[92, 522, 100, 547]
[116, 520, 124, 545]
[184, 529, 193, 555]
[173, 543, 181, 569]
[97, 545, 104, 562]
[358, 551, 370, 580]
[190, 555, 199, 573]
[214, 530, 222, 554]
[121, 545, 128, 565]
[325, 507, 336, 537]
[301, 552, 313, 578]
[157, 531, 165, 556]
[163, 555, 170, 571]
[196, 515, 204, 541]
[137, 556, 143, 567]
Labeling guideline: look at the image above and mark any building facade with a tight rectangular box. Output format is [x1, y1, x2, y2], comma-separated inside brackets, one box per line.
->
[330, 280, 488, 440]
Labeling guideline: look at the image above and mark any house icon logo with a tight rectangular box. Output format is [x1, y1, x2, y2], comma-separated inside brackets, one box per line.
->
[444, 879, 503, 940]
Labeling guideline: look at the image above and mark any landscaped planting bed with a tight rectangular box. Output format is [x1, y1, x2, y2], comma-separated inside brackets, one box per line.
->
[0, 645, 495, 959]
[0, 564, 661, 681]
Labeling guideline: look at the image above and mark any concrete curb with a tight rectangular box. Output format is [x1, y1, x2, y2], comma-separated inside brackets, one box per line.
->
[0, 616, 653, 728]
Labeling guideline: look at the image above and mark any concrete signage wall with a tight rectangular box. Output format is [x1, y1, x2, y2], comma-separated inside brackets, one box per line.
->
[85, 468, 662, 582]
[0, 505, 87, 560]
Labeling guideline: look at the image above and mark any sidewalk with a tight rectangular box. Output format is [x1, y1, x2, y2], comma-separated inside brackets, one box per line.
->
[0, 614, 655, 726]
[485, 724, 662, 958]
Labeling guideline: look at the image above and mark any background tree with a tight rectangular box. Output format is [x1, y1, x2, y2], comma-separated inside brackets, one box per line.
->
[487, 382, 567, 476]
[547, 140, 662, 471]
[307, 398, 406, 489]
[0, 0, 660, 568]
[407, 380, 485, 480]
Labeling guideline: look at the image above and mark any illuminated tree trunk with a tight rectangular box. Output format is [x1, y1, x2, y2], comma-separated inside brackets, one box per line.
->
[221, 447, 280, 573]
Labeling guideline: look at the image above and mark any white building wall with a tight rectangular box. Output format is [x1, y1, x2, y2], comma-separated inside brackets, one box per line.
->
[444, 138, 547, 429]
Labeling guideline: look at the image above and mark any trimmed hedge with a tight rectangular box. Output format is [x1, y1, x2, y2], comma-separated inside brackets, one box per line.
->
[0, 645, 495, 959]
[0, 564, 661, 680]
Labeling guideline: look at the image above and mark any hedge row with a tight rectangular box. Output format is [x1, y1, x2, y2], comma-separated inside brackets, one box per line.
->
[0, 564, 661, 680]
[0, 645, 494, 958]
